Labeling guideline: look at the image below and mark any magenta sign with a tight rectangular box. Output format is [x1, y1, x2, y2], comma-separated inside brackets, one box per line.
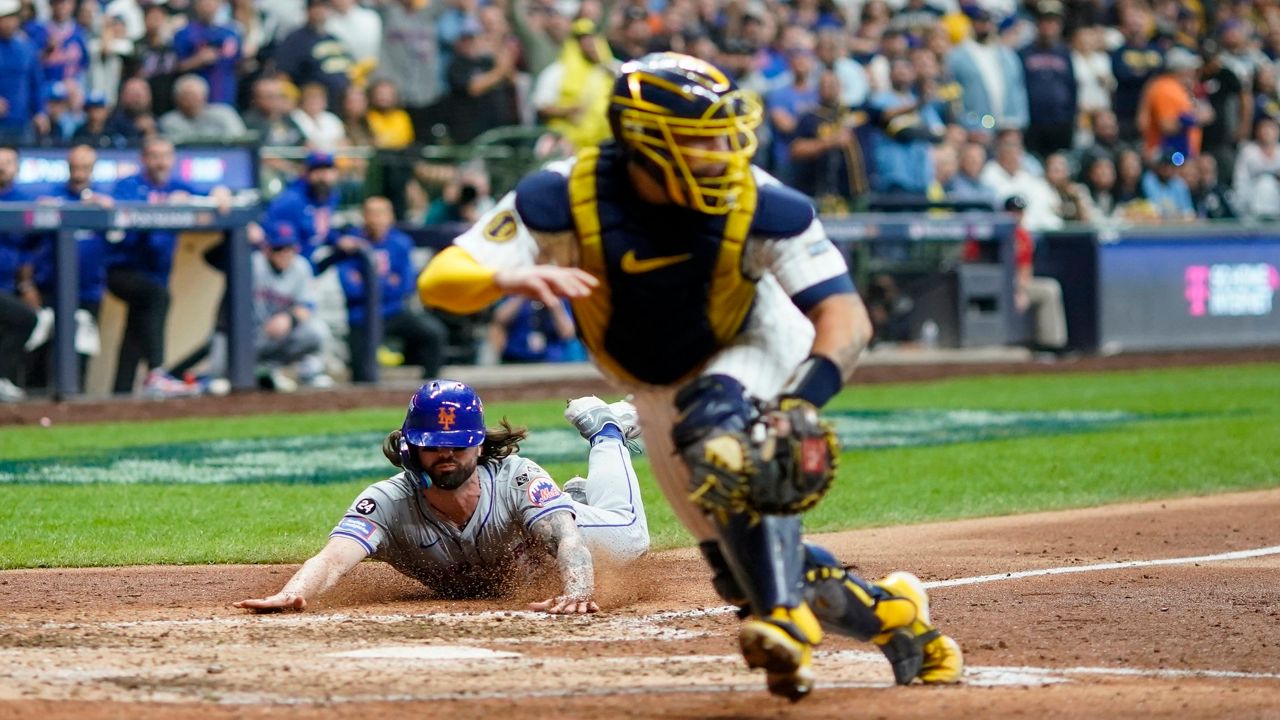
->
[1185, 263, 1280, 317]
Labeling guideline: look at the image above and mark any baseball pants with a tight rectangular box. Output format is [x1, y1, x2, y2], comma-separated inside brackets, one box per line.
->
[569, 437, 651, 562]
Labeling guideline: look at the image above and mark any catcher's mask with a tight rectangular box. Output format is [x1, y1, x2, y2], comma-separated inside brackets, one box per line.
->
[609, 52, 762, 215]
[400, 380, 486, 488]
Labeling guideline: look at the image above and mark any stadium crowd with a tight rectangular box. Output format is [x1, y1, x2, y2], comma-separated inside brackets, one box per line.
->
[0, 0, 1275, 401]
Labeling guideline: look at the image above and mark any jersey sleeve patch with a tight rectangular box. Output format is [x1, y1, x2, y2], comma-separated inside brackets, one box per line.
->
[336, 515, 378, 540]
[513, 171, 574, 233]
[751, 184, 817, 239]
[527, 476, 563, 507]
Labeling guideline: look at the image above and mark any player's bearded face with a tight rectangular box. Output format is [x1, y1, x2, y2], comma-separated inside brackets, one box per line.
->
[420, 446, 480, 490]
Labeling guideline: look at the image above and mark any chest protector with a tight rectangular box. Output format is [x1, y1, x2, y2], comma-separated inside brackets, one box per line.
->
[568, 145, 759, 385]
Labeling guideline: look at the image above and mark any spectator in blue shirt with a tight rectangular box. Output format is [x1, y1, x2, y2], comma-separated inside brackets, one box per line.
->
[263, 150, 341, 263]
[488, 296, 585, 364]
[30, 0, 88, 98]
[0, 0, 48, 142]
[0, 144, 34, 401]
[866, 58, 944, 194]
[1140, 149, 1195, 221]
[333, 195, 447, 382]
[106, 136, 221, 397]
[173, 0, 242, 106]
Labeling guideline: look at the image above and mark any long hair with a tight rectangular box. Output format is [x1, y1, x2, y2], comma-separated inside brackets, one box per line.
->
[382, 418, 529, 470]
[479, 418, 528, 464]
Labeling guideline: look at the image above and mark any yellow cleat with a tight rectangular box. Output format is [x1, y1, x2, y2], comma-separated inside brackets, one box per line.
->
[738, 604, 823, 702]
[872, 571, 964, 685]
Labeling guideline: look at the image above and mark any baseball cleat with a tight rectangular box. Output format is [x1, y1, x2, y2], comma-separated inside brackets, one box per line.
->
[564, 396, 642, 445]
[872, 571, 964, 684]
[738, 604, 823, 702]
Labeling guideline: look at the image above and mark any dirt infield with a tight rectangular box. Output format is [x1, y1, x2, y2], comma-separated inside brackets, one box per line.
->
[1, 489, 1278, 719]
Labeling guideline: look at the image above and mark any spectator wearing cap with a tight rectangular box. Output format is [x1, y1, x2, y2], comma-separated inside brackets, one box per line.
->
[71, 90, 112, 145]
[1000, 195, 1067, 352]
[227, 220, 331, 392]
[243, 75, 306, 146]
[273, 0, 353, 110]
[865, 57, 943, 195]
[947, 3, 1028, 132]
[106, 136, 229, 397]
[174, 0, 242, 107]
[124, 0, 181, 116]
[29, 0, 89, 100]
[445, 16, 518, 144]
[371, 0, 444, 142]
[1232, 117, 1280, 218]
[262, 150, 341, 263]
[1141, 149, 1195, 220]
[1137, 47, 1212, 159]
[0, 0, 48, 142]
[1110, 3, 1163, 142]
[43, 81, 81, 143]
[333, 195, 448, 382]
[530, 17, 615, 149]
[790, 68, 869, 214]
[158, 73, 248, 144]
[1020, 1, 1076, 158]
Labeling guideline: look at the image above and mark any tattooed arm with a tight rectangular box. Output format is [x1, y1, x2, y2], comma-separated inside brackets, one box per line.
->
[527, 511, 599, 614]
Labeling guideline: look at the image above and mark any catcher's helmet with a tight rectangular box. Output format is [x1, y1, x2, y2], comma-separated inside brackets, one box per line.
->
[609, 52, 762, 215]
[399, 380, 485, 488]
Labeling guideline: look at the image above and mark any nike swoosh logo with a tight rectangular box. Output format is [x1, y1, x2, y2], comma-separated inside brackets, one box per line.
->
[621, 249, 693, 274]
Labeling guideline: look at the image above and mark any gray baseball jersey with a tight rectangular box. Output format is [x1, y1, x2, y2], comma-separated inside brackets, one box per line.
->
[329, 454, 575, 598]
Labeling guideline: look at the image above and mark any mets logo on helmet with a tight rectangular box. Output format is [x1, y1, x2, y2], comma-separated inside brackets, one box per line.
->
[437, 407, 457, 430]
[527, 477, 563, 507]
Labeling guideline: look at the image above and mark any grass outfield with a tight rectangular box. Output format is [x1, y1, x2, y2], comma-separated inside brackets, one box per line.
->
[1, 363, 1277, 569]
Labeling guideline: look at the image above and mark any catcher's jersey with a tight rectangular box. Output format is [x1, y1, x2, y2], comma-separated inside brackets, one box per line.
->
[452, 143, 855, 386]
[329, 454, 574, 598]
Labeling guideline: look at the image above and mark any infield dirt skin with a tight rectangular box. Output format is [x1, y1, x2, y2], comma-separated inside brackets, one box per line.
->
[1, 489, 1279, 719]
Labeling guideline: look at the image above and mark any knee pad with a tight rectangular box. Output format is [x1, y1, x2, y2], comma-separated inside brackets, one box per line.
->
[672, 374, 754, 451]
[802, 543, 887, 641]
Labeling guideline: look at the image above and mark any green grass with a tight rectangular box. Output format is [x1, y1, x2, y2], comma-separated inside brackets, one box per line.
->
[1, 363, 1277, 569]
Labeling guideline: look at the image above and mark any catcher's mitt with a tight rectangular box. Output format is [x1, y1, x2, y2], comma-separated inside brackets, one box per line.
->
[685, 398, 838, 517]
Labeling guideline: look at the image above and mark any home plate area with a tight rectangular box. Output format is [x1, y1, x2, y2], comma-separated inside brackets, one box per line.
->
[0, 606, 1065, 706]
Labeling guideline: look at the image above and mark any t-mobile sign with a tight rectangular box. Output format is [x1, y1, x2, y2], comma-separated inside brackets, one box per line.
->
[1184, 263, 1280, 317]
[1097, 236, 1280, 351]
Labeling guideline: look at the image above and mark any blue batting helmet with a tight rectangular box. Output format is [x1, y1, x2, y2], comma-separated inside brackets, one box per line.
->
[399, 380, 485, 487]
[609, 52, 762, 215]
